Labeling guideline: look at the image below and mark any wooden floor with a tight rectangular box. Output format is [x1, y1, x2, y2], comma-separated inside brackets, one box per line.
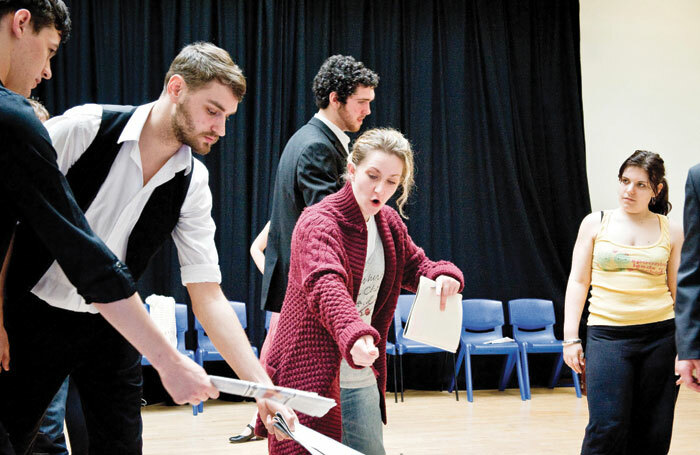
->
[141, 387, 700, 454]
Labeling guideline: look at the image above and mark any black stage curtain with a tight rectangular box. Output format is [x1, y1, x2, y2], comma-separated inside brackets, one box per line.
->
[36, 0, 589, 390]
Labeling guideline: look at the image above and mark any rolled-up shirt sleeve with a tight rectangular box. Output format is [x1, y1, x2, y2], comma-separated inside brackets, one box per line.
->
[0, 92, 137, 303]
[173, 160, 221, 284]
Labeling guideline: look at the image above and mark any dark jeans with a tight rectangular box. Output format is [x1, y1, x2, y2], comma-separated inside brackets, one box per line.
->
[32, 377, 88, 455]
[582, 319, 678, 455]
[0, 294, 143, 455]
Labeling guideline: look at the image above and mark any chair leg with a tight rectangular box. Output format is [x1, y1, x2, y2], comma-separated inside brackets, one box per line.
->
[571, 366, 582, 398]
[392, 354, 398, 403]
[450, 344, 465, 393]
[520, 344, 531, 399]
[499, 353, 516, 391]
[452, 353, 458, 402]
[399, 354, 404, 402]
[438, 352, 447, 392]
[465, 347, 473, 402]
[549, 353, 565, 388]
[515, 352, 527, 401]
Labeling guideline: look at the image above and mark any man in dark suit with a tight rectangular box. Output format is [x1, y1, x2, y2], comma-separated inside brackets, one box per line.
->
[260, 55, 379, 315]
[676, 163, 700, 392]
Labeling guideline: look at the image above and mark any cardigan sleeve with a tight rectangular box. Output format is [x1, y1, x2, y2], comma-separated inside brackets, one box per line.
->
[390, 211, 465, 294]
[293, 213, 380, 368]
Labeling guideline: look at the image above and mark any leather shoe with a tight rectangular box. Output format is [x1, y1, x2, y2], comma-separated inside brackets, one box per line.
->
[229, 424, 261, 443]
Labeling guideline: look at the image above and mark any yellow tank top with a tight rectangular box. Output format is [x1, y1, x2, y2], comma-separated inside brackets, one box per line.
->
[588, 211, 674, 326]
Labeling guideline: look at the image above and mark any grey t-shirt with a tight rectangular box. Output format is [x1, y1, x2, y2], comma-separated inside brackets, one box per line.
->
[340, 215, 385, 389]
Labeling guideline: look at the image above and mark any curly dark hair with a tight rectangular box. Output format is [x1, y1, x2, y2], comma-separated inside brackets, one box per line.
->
[618, 150, 671, 215]
[0, 0, 71, 42]
[312, 55, 379, 109]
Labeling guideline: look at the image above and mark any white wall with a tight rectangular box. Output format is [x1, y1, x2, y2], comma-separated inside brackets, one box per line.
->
[580, 0, 700, 223]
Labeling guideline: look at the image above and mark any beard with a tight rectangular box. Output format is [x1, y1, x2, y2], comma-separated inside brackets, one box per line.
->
[337, 104, 362, 133]
[171, 99, 218, 156]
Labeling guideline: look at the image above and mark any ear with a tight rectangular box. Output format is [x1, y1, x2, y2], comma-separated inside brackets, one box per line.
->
[347, 161, 356, 181]
[656, 182, 663, 196]
[11, 9, 32, 38]
[328, 91, 340, 107]
[166, 74, 186, 102]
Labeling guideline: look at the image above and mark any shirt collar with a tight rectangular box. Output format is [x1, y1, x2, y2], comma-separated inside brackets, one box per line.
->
[314, 110, 351, 154]
[118, 102, 193, 175]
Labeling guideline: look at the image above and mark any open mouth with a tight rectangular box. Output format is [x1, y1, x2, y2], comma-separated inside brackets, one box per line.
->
[371, 198, 381, 207]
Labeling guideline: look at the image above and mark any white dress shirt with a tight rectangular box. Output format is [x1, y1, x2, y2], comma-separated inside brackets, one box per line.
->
[33, 103, 221, 313]
[314, 110, 351, 153]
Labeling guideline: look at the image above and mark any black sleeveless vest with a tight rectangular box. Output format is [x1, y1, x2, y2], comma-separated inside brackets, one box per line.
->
[8, 105, 193, 299]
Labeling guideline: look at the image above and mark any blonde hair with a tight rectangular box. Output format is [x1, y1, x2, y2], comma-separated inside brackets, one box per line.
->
[28, 98, 49, 122]
[347, 128, 415, 218]
[163, 42, 246, 100]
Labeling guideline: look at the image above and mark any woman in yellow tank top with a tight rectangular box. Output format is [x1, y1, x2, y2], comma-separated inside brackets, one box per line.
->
[562, 150, 683, 455]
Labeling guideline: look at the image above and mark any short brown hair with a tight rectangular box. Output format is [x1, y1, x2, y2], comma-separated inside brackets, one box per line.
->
[163, 42, 246, 100]
[0, 0, 71, 42]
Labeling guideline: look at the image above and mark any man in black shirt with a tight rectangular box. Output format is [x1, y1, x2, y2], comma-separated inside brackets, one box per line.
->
[0, 2, 220, 453]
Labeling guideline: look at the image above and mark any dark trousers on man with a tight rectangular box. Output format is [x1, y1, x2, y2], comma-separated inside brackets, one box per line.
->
[0, 293, 143, 455]
[581, 319, 678, 455]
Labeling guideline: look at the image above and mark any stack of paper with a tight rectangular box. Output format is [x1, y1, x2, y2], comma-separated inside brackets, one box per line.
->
[402, 276, 462, 353]
[273, 413, 365, 455]
[209, 376, 337, 417]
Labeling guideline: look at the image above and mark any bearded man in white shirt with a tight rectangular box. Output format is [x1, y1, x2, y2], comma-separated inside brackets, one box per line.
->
[2, 41, 294, 454]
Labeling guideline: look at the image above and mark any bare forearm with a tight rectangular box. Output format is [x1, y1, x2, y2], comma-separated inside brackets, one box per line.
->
[93, 294, 181, 369]
[564, 279, 589, 339]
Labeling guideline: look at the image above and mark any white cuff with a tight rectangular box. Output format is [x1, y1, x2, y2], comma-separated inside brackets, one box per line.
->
[181, 264, 222, 284]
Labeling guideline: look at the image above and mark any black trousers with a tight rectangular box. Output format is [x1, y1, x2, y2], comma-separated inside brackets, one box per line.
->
[0, 294, 143, 455]
[581, 319, 678, 455]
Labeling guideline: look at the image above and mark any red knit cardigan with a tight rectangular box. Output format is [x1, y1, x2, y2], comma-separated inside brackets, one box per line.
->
[259, 182, 464, 454]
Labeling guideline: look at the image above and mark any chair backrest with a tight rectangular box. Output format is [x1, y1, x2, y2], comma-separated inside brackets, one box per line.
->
[462, 299, 505, 335]
[396, 294, 415, 324]
[507, 298, 556, 340]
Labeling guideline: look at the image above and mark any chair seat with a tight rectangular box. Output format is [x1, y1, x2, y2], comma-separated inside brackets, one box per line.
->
[397, 338, 447, 354]
[520, 341, 563, 353]
[468, 342, 520, 354]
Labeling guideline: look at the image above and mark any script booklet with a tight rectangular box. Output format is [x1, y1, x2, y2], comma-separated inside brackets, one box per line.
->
[402, 276, 462, 353]
[209, 376, 336, 417]
[273, 412, 365, 455]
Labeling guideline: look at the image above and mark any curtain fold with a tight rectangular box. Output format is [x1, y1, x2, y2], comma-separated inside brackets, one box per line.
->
[36, 0, 589, 389]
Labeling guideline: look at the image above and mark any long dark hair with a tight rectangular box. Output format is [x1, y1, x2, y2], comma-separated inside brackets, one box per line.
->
[618, 150, 671, 215]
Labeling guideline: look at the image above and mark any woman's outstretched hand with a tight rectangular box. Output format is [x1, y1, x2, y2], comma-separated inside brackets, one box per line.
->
[350, 335, 379, 367]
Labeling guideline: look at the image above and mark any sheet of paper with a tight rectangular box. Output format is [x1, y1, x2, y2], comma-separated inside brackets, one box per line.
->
[402, 276, 462, 352]
[273, 413, 365, 455]
[209, 376, 336, 417]
[483, 337, 515, 344]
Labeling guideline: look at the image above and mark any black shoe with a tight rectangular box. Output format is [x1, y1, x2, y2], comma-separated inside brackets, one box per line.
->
[229, 424, 260, 443]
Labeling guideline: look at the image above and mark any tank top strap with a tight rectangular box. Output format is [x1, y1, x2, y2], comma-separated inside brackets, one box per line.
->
[595, 210, 612, 240]
[657, 213, 670, 244]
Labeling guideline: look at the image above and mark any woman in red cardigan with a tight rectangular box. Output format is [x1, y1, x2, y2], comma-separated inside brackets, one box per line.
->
[259, 128, 464, 455]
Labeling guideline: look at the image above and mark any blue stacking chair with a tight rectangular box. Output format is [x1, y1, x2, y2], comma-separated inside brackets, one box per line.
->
[507, 298, 581, 399]
[393, 295, 459, 402]
[141, 303, 199, 415]
[265, 310, 273, 332]
[194, 301, 258, 413]
[449, 299, 527, 402]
